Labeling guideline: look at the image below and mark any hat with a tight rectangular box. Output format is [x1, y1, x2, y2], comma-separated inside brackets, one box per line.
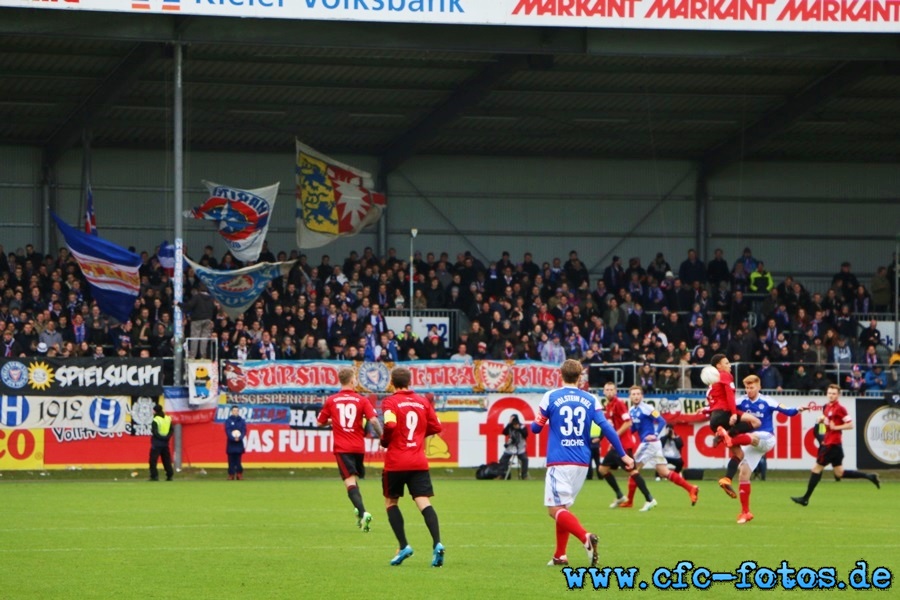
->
[718, 319, 726, 325]
[477, 341, 487, 349]
[37, 342, 48, 353]
[551, 333, 560, 340]
[852, 364, 860, 372]
[665, 271, 674, 278]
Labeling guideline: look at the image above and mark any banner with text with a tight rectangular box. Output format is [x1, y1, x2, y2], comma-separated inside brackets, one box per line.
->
[221, 359, 579, 395]
[4, 0, 899, 33]
[0, 395, 129, 432]
[0, 357, 164, 397]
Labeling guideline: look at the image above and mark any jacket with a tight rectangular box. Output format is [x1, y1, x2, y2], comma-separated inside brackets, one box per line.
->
[225, 414, 247, 454]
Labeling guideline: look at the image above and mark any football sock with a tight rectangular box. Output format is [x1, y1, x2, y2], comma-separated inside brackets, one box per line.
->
[732, 433, 753, 446]
[421, 505, 441, 547]
[725, 457, 740, 481]
[803, 472, 822, 500]
[555, 509, 587, 547]
[555, 518, 568, 558]
[347, 485, 366, 515]
[840, 470, 867, 480]
[627, 475, 637, 503]
[739, 482, 751, 513]
[386, 505, 407, 548]
[604, 473, 623, 497]
[667, 470, 693, 492]
[634, 474, 653, 502]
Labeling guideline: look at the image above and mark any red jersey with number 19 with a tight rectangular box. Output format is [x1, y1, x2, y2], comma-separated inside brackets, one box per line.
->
[382, 390, 442, 471]
[317, 390, 376, 453]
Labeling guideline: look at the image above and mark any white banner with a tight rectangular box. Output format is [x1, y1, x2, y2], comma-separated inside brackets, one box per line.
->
[0, 395, 129, 432]
[186, 360, 219, 405]
[458, 393, 858, 469]
[3, 0, 899, 33]
[386, 315, 451, 347]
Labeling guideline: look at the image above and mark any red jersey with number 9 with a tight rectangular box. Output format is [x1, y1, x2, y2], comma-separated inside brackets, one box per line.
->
[382, 390, 442, 471]
[317, 391, 377, 453]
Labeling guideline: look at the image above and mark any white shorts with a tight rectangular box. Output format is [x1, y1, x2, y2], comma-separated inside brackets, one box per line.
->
[544, 464, 588, 507]
[634, 440, 666, 468]
[741, 432, 775, 473]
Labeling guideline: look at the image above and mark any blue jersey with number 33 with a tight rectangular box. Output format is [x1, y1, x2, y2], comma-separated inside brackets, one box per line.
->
[537, 386, 612, 466]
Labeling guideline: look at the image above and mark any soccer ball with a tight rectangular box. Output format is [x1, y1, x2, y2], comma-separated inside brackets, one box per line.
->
[231, 429, 241, 440]
[700, 365, 720, 385]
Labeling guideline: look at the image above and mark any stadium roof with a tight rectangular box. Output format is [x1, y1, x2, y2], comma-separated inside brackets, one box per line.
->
[2, 8, 900, 176]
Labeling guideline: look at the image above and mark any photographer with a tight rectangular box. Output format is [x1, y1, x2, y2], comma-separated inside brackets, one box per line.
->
[498, 414, 529, 480]
[660, 425, 684, 474]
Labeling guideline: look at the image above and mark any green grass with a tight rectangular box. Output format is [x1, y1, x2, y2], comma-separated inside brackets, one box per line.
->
[1, 473, 895, 599]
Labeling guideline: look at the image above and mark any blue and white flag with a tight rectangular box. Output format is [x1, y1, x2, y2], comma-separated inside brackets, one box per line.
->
[51, 212, 141, 324]
[185, 257, 295, 320]
[158, 240, 176, 277]
[185, 180, 279, 263]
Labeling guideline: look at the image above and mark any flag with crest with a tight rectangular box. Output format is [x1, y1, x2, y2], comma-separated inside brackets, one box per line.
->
[295, 140, 386, 249]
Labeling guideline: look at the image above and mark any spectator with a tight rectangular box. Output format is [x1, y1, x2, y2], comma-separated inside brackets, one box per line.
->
[864, 365, 887, 392]
[540, 333, 566, 364]
[647, 252, 671, 282]
[757, 357, 783, 391]
[831, 336, 854, 370]
[636, 362, 656, 393]
[678, 249, 706, 286]
[707, 248, 730, 289]
[787, 364, 813, 391]
[656, 366, 679, 392]
[603, 256, 625, 294]
[748, 261, 774, 294]
[810, 369, 832, 393]
[832, 262, 859, 304]
[734, 247, 759, 280]
[843, 364, 866, 393]
[870, 267, 891, 312]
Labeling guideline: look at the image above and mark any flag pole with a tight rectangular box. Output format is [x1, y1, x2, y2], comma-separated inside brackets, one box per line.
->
[172, 42, 185, 473]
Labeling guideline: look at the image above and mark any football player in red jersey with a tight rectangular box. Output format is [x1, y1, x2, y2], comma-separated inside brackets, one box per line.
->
[707, 354, 757, 498]
[791, 384, 880, 506]
[317, 368, 382, 532]
[380, 367, 445, 567]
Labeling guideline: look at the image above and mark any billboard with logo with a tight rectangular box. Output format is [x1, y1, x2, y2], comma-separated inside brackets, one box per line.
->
[855, 399, 900, 469]
[0, 358, 164, 397]
[2, 0, 898, 33]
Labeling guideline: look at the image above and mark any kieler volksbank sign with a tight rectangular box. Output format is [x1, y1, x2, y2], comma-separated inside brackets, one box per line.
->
[3, 0, 899, 33]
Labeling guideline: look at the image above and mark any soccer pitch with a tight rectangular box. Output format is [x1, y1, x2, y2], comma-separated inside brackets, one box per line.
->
[2, 472, 895, 599]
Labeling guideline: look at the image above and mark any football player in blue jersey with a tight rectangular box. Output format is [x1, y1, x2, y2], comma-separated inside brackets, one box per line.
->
[531, 360, 633, 568]
[629, 386, 699, 511]
[734, 374, 804, 523]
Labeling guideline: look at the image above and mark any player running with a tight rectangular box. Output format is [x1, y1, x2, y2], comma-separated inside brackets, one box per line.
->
[791, 384, 880, 506]
[531, 360, 633, 568]
[629, 386, 699, 510]
[597, 382, 654, 510]
[380, 367, 445, 567]
[731, 374, 806, 524]
[317, 367, 383, 532]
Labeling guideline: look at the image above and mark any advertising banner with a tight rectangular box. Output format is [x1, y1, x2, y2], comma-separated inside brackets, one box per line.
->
[2, 0, 899, 34]
[855, 399, 900, 469]
[0, 395, 129, 432]
[2, 407, 458, 470]
[458, 393, 856, 470]
[0, 357, 164, 397]
[221, 359, 577, 395]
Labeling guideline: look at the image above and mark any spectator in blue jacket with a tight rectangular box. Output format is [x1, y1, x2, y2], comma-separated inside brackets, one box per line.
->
[225, 406, 247, 480]
[864, 365, 888, 392]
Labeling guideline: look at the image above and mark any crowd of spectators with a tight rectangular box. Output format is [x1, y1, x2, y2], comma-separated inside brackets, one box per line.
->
[1, 240, 898, 393]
